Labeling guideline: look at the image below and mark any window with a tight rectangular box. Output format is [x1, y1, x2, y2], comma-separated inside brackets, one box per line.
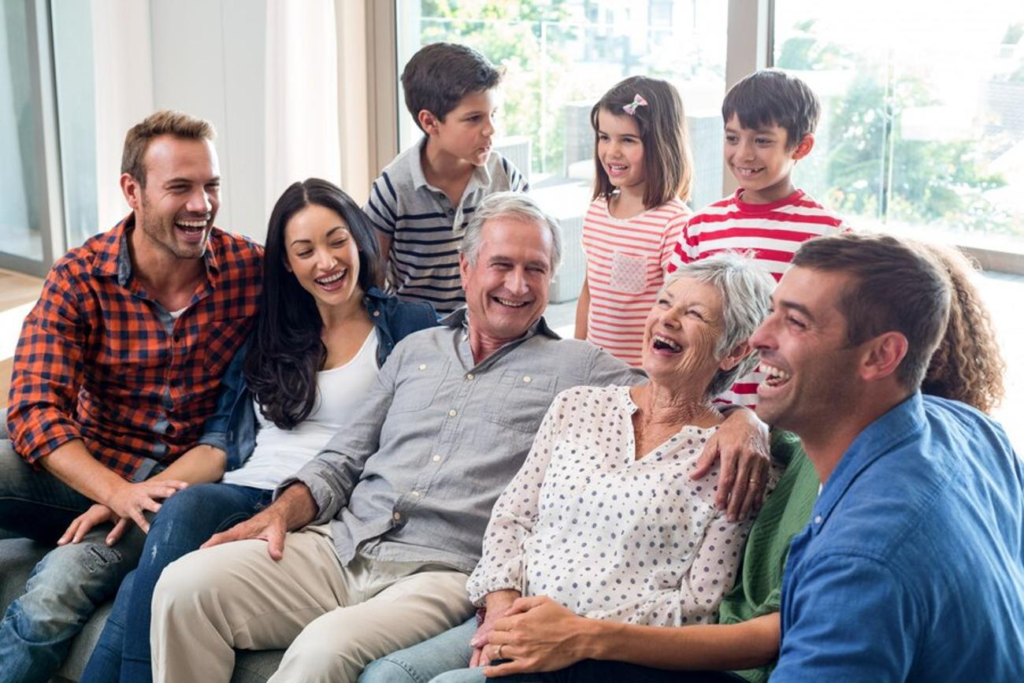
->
[395, 0, 730, 301]
[773, 0, 1024, 255]
[0, 0, 60, 276]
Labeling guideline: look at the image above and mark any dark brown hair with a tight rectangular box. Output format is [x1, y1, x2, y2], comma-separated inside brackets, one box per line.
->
[722, 69, 820, 149]
[121, 110, 215, 187]
[244, 179, 382, 430]
[401, 42, 502, 132]
[920, 244, 1005, 413]
[590, 75, 693, 209]
[791, 232, 951, 391]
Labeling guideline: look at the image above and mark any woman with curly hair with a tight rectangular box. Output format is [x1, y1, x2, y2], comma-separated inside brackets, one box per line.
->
[80, 179, 438, 683]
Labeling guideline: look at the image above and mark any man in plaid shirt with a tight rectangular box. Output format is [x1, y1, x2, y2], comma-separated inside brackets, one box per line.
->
[0, 111, 262, 682]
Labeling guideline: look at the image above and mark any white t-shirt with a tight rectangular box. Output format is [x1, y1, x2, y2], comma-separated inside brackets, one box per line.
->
[222, 331, 379, 490]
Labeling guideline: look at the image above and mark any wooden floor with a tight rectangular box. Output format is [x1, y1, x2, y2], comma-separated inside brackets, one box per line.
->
[0, 269, 44, 409]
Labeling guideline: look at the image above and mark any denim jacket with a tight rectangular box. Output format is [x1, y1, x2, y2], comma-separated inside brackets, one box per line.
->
[197, 287, 437, 470]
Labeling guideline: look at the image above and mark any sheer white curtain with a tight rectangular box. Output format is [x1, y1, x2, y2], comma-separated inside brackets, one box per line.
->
[90, 0, 154, 228]
[264, 0, 342, 216]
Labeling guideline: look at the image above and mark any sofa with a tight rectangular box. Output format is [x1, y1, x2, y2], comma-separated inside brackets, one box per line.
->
[0, 401, 287, 683]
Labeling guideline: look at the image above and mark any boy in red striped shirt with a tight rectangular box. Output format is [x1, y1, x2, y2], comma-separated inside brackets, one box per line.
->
[668, 69, 847, 407]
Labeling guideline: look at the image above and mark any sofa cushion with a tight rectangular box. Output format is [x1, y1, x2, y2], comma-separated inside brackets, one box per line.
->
[0, 536, 284, 682]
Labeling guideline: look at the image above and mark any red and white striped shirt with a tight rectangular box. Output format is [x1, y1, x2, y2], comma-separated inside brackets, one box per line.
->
[667, 189, 847, 406]
[582, 197, 691, 366]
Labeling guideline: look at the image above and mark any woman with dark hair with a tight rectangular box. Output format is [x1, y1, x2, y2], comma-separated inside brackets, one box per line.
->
[79, 178, 437, 683]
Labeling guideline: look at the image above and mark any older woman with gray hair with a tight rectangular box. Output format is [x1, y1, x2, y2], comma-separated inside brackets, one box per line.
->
[464, 250, 777, 630]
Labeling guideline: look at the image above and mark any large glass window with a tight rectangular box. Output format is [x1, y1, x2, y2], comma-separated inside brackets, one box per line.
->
[774, 0, 1024, 254]
[0, 0, 48, 269]
[396, 0, 729, 301]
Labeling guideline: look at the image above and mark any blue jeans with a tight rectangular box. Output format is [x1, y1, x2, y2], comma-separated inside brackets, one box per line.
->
[0, 439, 147, 683]
[80, 482, 272, 683]
[359, 618, 476, 683]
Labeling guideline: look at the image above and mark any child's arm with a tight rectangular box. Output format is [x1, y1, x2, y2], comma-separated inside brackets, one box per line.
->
[574, 276, 590, 340]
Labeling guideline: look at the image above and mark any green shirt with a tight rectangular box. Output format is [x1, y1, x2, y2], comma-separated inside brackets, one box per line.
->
[717, 431, 820, 683]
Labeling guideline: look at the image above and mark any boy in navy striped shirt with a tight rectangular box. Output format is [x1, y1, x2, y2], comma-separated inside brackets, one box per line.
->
[365, 42, 528, 314]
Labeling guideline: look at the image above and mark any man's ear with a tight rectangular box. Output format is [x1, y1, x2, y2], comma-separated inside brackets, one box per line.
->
[459, 252, 471, 288]
[418, 109, 441, 137]
[858, 331, 908, 382]
[719, 341, 751, 372]
[791, 134, 815, 161]
[121, 173, 142, 210]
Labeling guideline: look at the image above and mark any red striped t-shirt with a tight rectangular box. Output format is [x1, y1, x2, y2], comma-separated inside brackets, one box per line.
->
[582, 196, 691, 366]
[667, 189, 847, 406]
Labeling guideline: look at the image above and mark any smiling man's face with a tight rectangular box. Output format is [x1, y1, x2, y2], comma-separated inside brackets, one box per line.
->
[460, 216, 553, 345]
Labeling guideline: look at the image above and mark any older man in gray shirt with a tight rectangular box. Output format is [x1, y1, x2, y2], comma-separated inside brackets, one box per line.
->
[150, 193, 769, 683]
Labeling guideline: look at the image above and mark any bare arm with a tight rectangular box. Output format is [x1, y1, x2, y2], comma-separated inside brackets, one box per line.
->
[574, 276, 590, 340]
[484, 597, 779, 676]
[56, 442, 226, 544]
[43, 440, 188, 533]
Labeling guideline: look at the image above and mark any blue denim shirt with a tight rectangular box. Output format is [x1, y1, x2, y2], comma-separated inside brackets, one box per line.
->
[196, 287, 437, 470]
[774, 393, 1024, 682]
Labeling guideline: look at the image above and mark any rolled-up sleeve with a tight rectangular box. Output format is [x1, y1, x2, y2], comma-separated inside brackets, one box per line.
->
[7, 268, 87, 464]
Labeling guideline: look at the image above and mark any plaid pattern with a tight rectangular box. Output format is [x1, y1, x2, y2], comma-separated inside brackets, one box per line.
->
[6, 215, 262, 480]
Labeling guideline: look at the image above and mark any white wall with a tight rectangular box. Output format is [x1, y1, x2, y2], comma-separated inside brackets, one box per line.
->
[149, 0, 268, 240]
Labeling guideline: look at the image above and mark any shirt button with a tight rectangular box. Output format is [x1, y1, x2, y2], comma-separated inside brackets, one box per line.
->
[373, 310, 380, 317]
[523, 375, 532, 383]
[465, 373, 475, 380]
[448, 409, 457, 417]
[447, 208, 455, 216]
[393, 512, 402, 521]
[432, 455, 441, 463]
[814, 515, 823, 525]
[411, 491, 421, 498]
[419, 364, 427, 371]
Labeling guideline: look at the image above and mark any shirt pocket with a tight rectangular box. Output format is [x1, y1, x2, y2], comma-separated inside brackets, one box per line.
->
[483, 370, 557, 433]
[389, 358, 451, 414]
[609, 251, 654, 295]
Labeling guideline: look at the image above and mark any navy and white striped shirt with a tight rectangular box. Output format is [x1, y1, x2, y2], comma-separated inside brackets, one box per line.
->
[364, 138, 528, 314]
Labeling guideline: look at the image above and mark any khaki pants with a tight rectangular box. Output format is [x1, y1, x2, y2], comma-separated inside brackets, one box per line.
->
[150, 525, 472, 683]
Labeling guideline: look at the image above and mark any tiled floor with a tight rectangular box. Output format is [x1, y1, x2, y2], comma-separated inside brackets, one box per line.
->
[0, 268, 1021, 453]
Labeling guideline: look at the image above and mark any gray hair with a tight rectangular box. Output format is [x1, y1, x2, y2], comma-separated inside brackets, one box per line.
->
[665, 251, 775, 398]
[459, 192, 563, 276]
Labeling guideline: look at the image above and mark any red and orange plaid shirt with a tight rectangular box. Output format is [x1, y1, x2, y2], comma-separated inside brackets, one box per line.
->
[6, 215, 262, 480]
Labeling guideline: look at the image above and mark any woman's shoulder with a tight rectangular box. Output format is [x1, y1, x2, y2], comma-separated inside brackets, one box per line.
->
[366, 288, 439, 337]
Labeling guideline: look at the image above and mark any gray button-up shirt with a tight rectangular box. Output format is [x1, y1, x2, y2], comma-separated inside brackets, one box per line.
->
[279, 310, 643, 573]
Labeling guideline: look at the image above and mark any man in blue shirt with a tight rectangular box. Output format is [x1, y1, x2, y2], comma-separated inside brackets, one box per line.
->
[751, 232, 1024, 681]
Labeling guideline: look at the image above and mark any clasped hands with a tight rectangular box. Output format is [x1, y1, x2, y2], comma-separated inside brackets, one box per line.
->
[471, 596, 590, 678]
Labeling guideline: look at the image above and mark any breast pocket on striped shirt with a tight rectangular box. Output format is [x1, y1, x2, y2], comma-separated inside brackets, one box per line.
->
[609, 251, 653, 295]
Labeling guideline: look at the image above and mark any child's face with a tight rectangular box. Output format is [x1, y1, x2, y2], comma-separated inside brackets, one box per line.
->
[429, 89, 500, 167]
[596, 108, 646, 195]
[724, 114, 810, 204]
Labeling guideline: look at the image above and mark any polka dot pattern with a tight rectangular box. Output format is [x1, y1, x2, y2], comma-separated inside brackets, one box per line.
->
[467, 385, 755, 627]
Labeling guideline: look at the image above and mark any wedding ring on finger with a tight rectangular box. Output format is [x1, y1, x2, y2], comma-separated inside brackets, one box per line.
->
[495, 643, 504, 660]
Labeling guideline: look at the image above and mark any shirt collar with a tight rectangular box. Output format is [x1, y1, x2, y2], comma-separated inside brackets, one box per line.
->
[812, 392, 926, 529]
[409, 137, 494, 195]
[440, 307, 561, 341]
[92, 213, 221, 287]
